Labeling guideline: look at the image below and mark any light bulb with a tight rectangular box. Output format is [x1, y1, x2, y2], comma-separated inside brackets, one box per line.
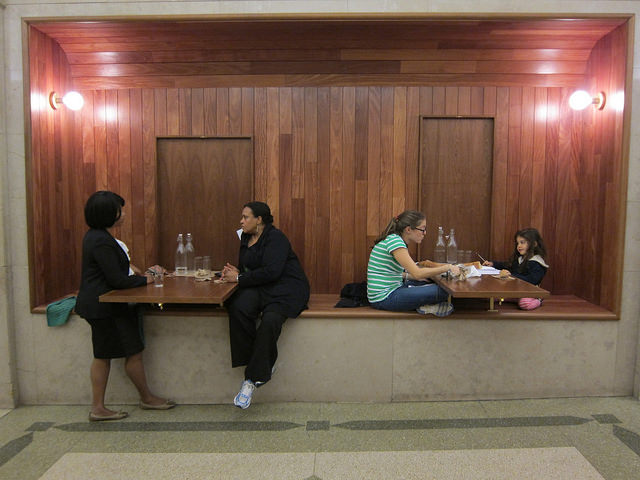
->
[62, 91, 84, 111]
[569, 90, 592, 110]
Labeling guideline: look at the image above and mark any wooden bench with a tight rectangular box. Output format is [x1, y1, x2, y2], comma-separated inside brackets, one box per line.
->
[34, 293, 617, 320]
[138, 293, 616, 320]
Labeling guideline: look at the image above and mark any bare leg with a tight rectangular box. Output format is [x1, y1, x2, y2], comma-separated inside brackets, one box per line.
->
[124, 352, 168, 405]
[90, 358, 118, 416]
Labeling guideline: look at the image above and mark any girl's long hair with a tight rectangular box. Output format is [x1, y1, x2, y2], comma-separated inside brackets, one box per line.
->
[509, 227, 547, 271]
[374, 210, 426, 245]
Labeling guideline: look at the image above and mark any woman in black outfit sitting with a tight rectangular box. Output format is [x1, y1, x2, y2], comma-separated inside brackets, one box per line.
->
[221, 201, 310, 409]
[75, 191, 175, 421]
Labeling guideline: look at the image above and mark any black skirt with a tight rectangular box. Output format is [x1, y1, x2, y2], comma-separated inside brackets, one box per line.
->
[84, 306, 144, 359]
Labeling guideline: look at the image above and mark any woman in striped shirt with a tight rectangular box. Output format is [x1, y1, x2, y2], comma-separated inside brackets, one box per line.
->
[367, 210, 460, 316]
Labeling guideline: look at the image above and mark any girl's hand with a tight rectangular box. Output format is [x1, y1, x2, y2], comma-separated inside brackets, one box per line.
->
[145, 273, 154, 284]
[450, 265, 461, 276]
[482, 261, 493, 267]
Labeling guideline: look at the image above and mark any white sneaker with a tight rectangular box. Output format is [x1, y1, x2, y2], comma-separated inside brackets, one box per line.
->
[233, 380, 256, 409]
[417, 302, 454, 317]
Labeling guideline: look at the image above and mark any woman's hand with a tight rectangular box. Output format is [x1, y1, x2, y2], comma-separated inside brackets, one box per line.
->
[449, 265, 461, 276]
[221, 263, 240, 282]
[482, 261, 493, 267]
[146, 264, 166, 275]
[145, 273, 154, 284]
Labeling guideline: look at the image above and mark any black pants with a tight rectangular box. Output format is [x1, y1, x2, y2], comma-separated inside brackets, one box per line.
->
[226, 287, 286, 384]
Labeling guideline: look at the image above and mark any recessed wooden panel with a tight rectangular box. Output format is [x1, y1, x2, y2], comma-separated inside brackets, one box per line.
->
[419, 118, 494, 260]
[156, 138, 253, 271]
[26, 19, 630, 313]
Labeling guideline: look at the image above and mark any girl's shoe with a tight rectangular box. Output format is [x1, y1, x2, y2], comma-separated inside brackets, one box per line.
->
[417, 302, 454, 317]
[518, 298, 541, 310]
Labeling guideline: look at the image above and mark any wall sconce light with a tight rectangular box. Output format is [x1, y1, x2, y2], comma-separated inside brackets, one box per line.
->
[49, 91, 84, 111]
[569, 90, 606, 111]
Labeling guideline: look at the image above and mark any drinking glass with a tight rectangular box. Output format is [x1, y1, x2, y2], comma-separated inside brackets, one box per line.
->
[194, 256, 203, 272]
[202, 256, 211, 273]
[153, 272, 164, 287]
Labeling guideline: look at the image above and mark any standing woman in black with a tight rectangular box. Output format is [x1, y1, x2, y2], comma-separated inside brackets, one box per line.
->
[75, 191, 175, 421]
[221, 201, 310, 409]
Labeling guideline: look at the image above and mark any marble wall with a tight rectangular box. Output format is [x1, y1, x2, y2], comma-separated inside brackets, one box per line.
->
[1, 0, 640, 407]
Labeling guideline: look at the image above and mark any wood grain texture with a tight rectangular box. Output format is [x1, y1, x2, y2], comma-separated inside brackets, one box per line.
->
[26, 21, 629, 310]
[30, 17, 627, 89]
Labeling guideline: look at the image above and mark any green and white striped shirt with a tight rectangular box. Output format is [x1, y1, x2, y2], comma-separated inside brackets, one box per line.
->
[367, 234, 407, 303]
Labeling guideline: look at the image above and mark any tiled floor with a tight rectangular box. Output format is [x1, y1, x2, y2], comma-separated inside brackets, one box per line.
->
[1, 397, 639, 479]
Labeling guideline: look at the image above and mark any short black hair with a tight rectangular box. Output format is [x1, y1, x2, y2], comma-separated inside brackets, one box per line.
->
[244, 201, 273, 224]
[84, 191, 125, 229]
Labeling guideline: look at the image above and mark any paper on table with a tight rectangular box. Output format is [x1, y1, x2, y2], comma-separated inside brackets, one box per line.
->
[479, 266, 501, 275]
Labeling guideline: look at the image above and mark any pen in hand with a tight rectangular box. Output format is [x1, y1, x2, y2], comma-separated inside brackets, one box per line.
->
[476, 251, 487, 264]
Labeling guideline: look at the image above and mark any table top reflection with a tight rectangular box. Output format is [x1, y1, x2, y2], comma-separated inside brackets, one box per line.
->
[99, 275, 238, 306]
[434, 274, 549, 299]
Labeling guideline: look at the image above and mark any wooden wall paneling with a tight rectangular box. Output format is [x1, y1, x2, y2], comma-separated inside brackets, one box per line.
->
[316, 87, 331, 292]
[43, 36, 56, 301]
[279, 88, 292, 234]
[303, 87, 318, 289]
[458, 86, 471, 115]
[353, 87, 369, 279]
[380, 87, 394, 224]
[483, 86, 497, 116]
[279, 132, 293, 235]
[504, 87, 522, 253]
[432, 86, 445, 115]
[392, 87, 407, 216]
[291, 88, 305, 199]
[405, 87, 420, 217]
[329, 87, 343, 289]
[490, 87, 509, 260]
[191, 88, 204, 136]
[554, 88, 577, 295]
[341, 86, 356, 285]
[542, 88, 560, 293]
[266, 87, 280, 214]
[93, 91, 107, 191]
[593, 24, 627, 311]
[117, 90, 133, 246]
[153, 88, 169, 137]
[229, 87, 243, 135]
[81, 91, 96, 201]
[290, 87, 306, 264]
[241, 87, 254, 136]
[166, 88, 179, 135]
[366, 86, 381, 239]
[203, 88, 217, 136]
[445, 86, 458, 115]
[253, 88, 267, 201]
[531, 87, 548, 233]
[470, 87, 484, 116]
[156, 138, 252, 270]
[217, 88, 230, 136]
[419, 117, 493, 259]
[518, 87, 535, 226]
[105, 89, 119, 203]
[141, 88, 157, 268]
[60, 48, 80, 297]
[178, 88, 192, 136]
[27, 27, 42, 304]
[71, 102, 85, 295]
[129, 88, 146, 269]
[419, 86, 433, 115]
